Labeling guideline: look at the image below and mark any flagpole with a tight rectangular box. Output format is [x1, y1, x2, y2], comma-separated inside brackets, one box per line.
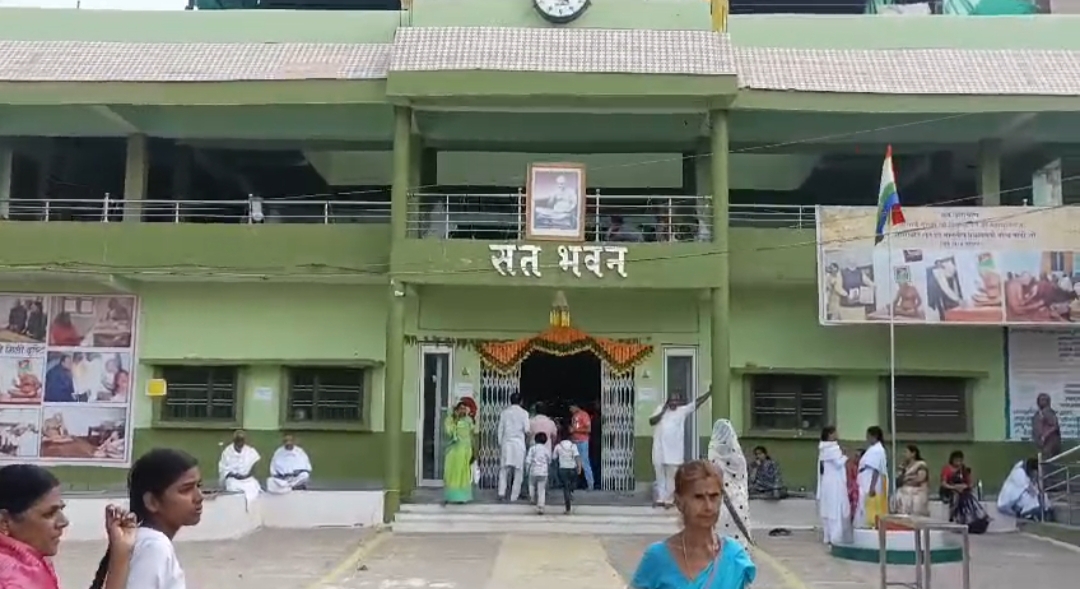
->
[887, 229, 898, 497]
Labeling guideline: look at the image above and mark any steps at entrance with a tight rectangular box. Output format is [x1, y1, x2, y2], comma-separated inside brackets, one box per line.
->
[394, 502, 680, 535]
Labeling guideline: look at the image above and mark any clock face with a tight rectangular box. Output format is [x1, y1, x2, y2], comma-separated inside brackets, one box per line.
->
[534, 0, 591, 24]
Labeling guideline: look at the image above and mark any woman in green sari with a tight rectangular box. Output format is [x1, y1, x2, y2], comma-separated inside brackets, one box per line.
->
[443, 401, 476, 504]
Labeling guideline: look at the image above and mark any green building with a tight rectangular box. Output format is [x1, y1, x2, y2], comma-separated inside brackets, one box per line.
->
[0, 3, 1070, 519]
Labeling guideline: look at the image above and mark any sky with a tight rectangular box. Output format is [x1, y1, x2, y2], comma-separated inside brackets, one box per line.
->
[0, 0, 186, 8]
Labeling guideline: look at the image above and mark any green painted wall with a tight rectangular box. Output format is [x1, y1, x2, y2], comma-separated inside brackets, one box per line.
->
[37, 278, 1025, 492]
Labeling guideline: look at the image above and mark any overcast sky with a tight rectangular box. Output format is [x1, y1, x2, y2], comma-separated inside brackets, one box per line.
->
[0, 0, 187, 9]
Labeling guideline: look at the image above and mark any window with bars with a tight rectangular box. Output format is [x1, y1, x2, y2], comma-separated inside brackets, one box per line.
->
[159, 366, 239, 422]
[888, 376, 969, 435]
[287, 367, 366, 423]
[748, 374, 828, 431]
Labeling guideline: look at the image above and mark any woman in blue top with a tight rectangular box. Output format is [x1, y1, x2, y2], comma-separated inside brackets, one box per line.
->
[631, 460, 756, 589]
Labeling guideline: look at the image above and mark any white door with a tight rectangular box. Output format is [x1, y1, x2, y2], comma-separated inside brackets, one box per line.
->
[417, 346, 453, 487]
[663, 347, 699, 461]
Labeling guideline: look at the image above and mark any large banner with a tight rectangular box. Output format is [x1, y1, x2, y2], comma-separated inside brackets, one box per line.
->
[0, 294, 137, 467]
[817, 205, 1080, 326]
[1007, 328, 1080, 441]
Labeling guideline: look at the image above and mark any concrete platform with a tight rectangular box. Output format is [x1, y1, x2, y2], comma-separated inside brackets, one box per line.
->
[52, 528, 1080, 589]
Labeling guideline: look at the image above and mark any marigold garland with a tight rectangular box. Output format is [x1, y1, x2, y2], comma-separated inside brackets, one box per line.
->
[477, 326, 652, 375]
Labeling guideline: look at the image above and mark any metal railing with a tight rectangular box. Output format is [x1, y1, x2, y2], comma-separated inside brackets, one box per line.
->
[1038, 443, 1080, 526]
[2, 197, 391, 224]
[406, 192, 816, 241]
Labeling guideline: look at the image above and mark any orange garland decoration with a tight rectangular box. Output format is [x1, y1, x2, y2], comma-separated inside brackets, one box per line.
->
[477, 325, 652, 375]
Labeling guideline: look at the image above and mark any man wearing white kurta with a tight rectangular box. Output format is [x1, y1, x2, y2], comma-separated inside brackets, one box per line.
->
[267, 433, 313, 494]
[497, 393, 531, 501]
[649, 388, 712, 507]
[218, 430, 263, 505]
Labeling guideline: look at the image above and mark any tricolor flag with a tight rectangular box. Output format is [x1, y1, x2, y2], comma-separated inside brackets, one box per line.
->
[874, 145, 905, 245]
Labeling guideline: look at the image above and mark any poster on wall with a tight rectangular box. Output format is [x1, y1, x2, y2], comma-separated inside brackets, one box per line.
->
[1006, 328, 1080, 441]
[817, 205, 1080, 326]
[0, 294, 137, 467]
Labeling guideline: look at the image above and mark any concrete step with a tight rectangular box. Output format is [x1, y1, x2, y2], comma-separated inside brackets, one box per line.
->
[393, 511, 679, 535]
[400, 502, 669, 517]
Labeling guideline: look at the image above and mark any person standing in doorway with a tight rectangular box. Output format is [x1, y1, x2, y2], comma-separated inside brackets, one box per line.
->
[1032, 393, 1062, 460]
[497, 394, 530, 502]
[650, 387, 712, 508]
[527, 403, 558, 498]
[568, 403, 595, 491]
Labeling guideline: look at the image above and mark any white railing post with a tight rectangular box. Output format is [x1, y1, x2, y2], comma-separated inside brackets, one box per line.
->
[515, 189, 523, 239]
[44, 199, 50, 222]
[593, 189, 601, 242]
[102, 192, 111, 223]
[323, 201, 330, 224]
[667, 196, 674, 242]
[173, 201, 181, 224]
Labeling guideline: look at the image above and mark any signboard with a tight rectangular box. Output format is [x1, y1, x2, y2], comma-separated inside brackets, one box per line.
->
[489, 244, 628, 279]
[0, 294, 138, 467]
[817, 205, 1080, 325]
[1007, 328, 1080, 441]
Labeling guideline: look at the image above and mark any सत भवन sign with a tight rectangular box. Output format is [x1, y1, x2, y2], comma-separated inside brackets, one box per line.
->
[817, 205, 1080, 326]
[489, 243, 628, 278]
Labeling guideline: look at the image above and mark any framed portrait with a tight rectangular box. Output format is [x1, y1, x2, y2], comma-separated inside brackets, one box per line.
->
[525, 162, 587, 241]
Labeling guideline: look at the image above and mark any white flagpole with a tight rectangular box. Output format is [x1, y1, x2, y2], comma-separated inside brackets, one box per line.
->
[887, 229, 898, 496]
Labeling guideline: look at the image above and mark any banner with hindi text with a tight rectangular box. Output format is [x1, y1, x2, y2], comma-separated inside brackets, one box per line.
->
[817, 205, 1080, 326]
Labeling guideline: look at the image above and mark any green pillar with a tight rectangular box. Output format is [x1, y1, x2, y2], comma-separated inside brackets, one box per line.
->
[391, 107, 412, 240]
[709, 110, 731, 423]
[0, 146, 12, 220]
[977, 139, 1002, 206]
[383, 281, 406, 522]
[123, 134, 148, 222]
[383, 106, 411, 522]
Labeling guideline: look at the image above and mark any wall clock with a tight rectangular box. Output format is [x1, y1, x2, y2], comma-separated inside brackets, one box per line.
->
[534, 0, 591, 25]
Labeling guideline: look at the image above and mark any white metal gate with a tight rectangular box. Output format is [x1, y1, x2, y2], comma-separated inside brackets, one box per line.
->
[601, 363, 636, 492]
[478, 363, 520, 489]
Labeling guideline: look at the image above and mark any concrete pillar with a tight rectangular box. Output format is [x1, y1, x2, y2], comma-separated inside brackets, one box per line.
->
[383, 280, 407, 522]
[977, 139, 1002, 207]
[0, 146, 12, 220]
[123, 134, 149, 222]
[383, 106, 412, 522]
[407, 133, 423, 230]
[709, 111, 731, 423]
[390, 107, 412, 241]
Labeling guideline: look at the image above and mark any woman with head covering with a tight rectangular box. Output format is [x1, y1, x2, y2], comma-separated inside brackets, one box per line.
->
[707, 419, 752, 549]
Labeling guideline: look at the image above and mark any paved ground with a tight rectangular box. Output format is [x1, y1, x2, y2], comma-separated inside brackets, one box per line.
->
[53, 528, 1080, 589]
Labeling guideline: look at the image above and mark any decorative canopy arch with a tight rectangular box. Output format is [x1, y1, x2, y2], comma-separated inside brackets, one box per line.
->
[478, 291, 652, 374]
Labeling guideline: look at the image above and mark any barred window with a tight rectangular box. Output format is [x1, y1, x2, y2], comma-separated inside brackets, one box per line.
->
[749, 374, 827, 431]
[160, 366, 239, 422]
[287, 367, 365, 423]
[889, 376, 968, 434]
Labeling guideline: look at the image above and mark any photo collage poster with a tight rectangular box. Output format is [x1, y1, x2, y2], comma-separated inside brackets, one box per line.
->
[0, 294, 137, 467]
[1007, 328, 1080, 441]
[817, 206, 1080, 326]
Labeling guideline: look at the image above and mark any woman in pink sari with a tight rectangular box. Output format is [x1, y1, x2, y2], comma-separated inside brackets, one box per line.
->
[0, 464, 136, 589]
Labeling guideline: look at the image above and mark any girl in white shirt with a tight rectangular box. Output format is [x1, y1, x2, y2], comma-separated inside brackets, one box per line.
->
[553, 431, 583, 514]
[89, 448, 204, 589]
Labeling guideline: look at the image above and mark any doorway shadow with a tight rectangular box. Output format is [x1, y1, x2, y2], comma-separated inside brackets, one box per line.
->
[520, 351, 601, 490]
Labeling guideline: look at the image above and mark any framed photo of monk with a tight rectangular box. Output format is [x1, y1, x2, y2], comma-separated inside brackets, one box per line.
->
[525, 163, 587, 242]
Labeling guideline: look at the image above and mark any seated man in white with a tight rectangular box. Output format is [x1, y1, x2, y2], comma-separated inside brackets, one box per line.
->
[996, 457, 1049, 521]
[267, 433, 312, 494]
[218, 429, 263, 504]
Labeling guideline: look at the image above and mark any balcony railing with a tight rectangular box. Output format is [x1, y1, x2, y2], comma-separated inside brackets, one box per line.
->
[0, 196, 817, 229]
[2, 198, 390, 224]
[407, 193, 815, 241]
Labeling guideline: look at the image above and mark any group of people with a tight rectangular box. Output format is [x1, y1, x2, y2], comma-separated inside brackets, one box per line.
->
[216, 430, 314, 503]
[0, 447, 203, 589]
[5, 298, 47, 342]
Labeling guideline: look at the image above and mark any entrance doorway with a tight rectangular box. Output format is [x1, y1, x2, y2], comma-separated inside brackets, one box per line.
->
[520, 352, 602, 489]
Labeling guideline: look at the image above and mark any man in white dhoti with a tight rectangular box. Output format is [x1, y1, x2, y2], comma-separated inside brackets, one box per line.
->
[497, 393, 530, 501]
[218, 429, 262, 505]
[817, 426, 850, 545]
[649, 387, 712, 507]
[854, 426, 888, 529]
[267, 433, 312, 494]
